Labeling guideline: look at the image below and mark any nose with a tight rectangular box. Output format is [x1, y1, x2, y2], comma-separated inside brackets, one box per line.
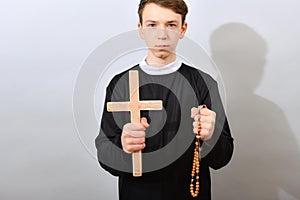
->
[157, 28, 168, 40]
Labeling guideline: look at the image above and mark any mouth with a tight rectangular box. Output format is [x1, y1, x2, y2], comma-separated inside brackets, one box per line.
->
[154, 45, 170, 50]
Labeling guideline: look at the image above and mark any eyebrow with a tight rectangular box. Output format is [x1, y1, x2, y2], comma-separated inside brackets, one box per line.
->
[144, 20, 179, 24]
[144, 20, 157, 23]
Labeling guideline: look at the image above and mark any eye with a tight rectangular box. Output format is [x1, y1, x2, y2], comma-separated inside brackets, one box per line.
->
[168, 24, 176, 28]
[147, 24, 156, 28]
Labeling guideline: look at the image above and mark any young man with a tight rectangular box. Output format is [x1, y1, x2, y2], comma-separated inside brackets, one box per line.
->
[95, 0, 234, 199]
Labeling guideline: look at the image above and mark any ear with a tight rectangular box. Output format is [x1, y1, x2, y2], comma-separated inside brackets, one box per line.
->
[179, 22, 188, 39]
[138, 22, 145, 40]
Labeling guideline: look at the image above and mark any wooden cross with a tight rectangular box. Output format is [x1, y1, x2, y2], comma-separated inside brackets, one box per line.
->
[107, 70, 163, 177]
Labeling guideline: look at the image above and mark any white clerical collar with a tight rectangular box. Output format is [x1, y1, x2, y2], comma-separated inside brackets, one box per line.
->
[139, 57, 182, 75]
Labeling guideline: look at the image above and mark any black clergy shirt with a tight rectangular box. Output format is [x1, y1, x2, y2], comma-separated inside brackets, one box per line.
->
[95, 63, 234, 200]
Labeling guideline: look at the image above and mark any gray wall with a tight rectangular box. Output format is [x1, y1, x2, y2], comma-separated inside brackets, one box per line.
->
[1, 0, 299, 199]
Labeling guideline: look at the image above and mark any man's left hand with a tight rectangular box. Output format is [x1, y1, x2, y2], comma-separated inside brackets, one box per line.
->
[191, 106, 216, 141]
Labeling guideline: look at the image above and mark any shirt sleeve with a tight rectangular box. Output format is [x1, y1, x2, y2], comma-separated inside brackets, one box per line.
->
[199, 76, 234, 170]
[95, 74, 132, 177]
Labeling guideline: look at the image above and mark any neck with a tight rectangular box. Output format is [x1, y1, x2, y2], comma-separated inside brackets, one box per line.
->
[145, 51, 177, 67]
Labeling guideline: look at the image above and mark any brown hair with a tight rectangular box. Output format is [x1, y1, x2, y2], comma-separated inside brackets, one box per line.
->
[138, 0, 188, 25]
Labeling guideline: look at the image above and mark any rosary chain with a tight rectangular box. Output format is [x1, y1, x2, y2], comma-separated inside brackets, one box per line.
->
[190, 105, 206, 198]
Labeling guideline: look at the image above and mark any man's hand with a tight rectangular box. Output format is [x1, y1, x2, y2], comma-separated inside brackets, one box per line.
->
[191, 106, 216, 141]
[121, 117, 149, 153]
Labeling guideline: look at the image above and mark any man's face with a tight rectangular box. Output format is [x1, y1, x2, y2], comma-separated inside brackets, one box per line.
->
[138, 3, 187, 60]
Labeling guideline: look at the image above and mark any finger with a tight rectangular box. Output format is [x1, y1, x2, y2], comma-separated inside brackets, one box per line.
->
[140, 117, 150, 128]
[192, 121, 198, 127]
[126, 130, 146, 138]
[126, 143, 146, 152]
[199, 108, 211, 116]
[125, 137, 145, 145]
[124, 123, 146, 132]
[194, 125, 210, 135]
[193, 121, 201, 134]
[199, 115, 215, 124]
[191, 107, 199, 118]
[200, 127, 209, 136]
[200, 109, 216, 119]
[193, 127, 200, 134]
[199, 122, 211, 130]
[193, 114, 201, 121]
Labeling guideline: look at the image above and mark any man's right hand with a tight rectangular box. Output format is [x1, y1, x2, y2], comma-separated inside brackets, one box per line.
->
[121, 117, 149, 153]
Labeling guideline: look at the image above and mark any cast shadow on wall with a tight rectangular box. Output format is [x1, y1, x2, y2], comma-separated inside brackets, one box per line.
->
[210, 22, 300, 200]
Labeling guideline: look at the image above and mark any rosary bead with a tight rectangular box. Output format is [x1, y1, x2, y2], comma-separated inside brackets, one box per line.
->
[190, 110, 204, 199]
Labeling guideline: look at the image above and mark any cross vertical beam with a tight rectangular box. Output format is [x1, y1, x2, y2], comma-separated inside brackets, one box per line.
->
[107, 70, 163, 177]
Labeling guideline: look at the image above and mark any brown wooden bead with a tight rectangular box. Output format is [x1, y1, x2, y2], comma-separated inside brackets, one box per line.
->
[190, 107, 205, 198]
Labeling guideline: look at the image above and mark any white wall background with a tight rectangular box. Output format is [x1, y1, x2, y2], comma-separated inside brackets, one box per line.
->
[1, 0, 299, 199]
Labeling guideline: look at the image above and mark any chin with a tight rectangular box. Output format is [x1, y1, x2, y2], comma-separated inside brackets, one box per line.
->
[156, 53, 170, 59]
[154, 50, 173, 59]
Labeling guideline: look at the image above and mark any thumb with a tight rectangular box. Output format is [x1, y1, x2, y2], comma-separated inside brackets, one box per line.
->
[140, 117, 149, 128]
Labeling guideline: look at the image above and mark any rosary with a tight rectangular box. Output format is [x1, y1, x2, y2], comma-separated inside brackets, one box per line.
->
[190, 105, 206, 198]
